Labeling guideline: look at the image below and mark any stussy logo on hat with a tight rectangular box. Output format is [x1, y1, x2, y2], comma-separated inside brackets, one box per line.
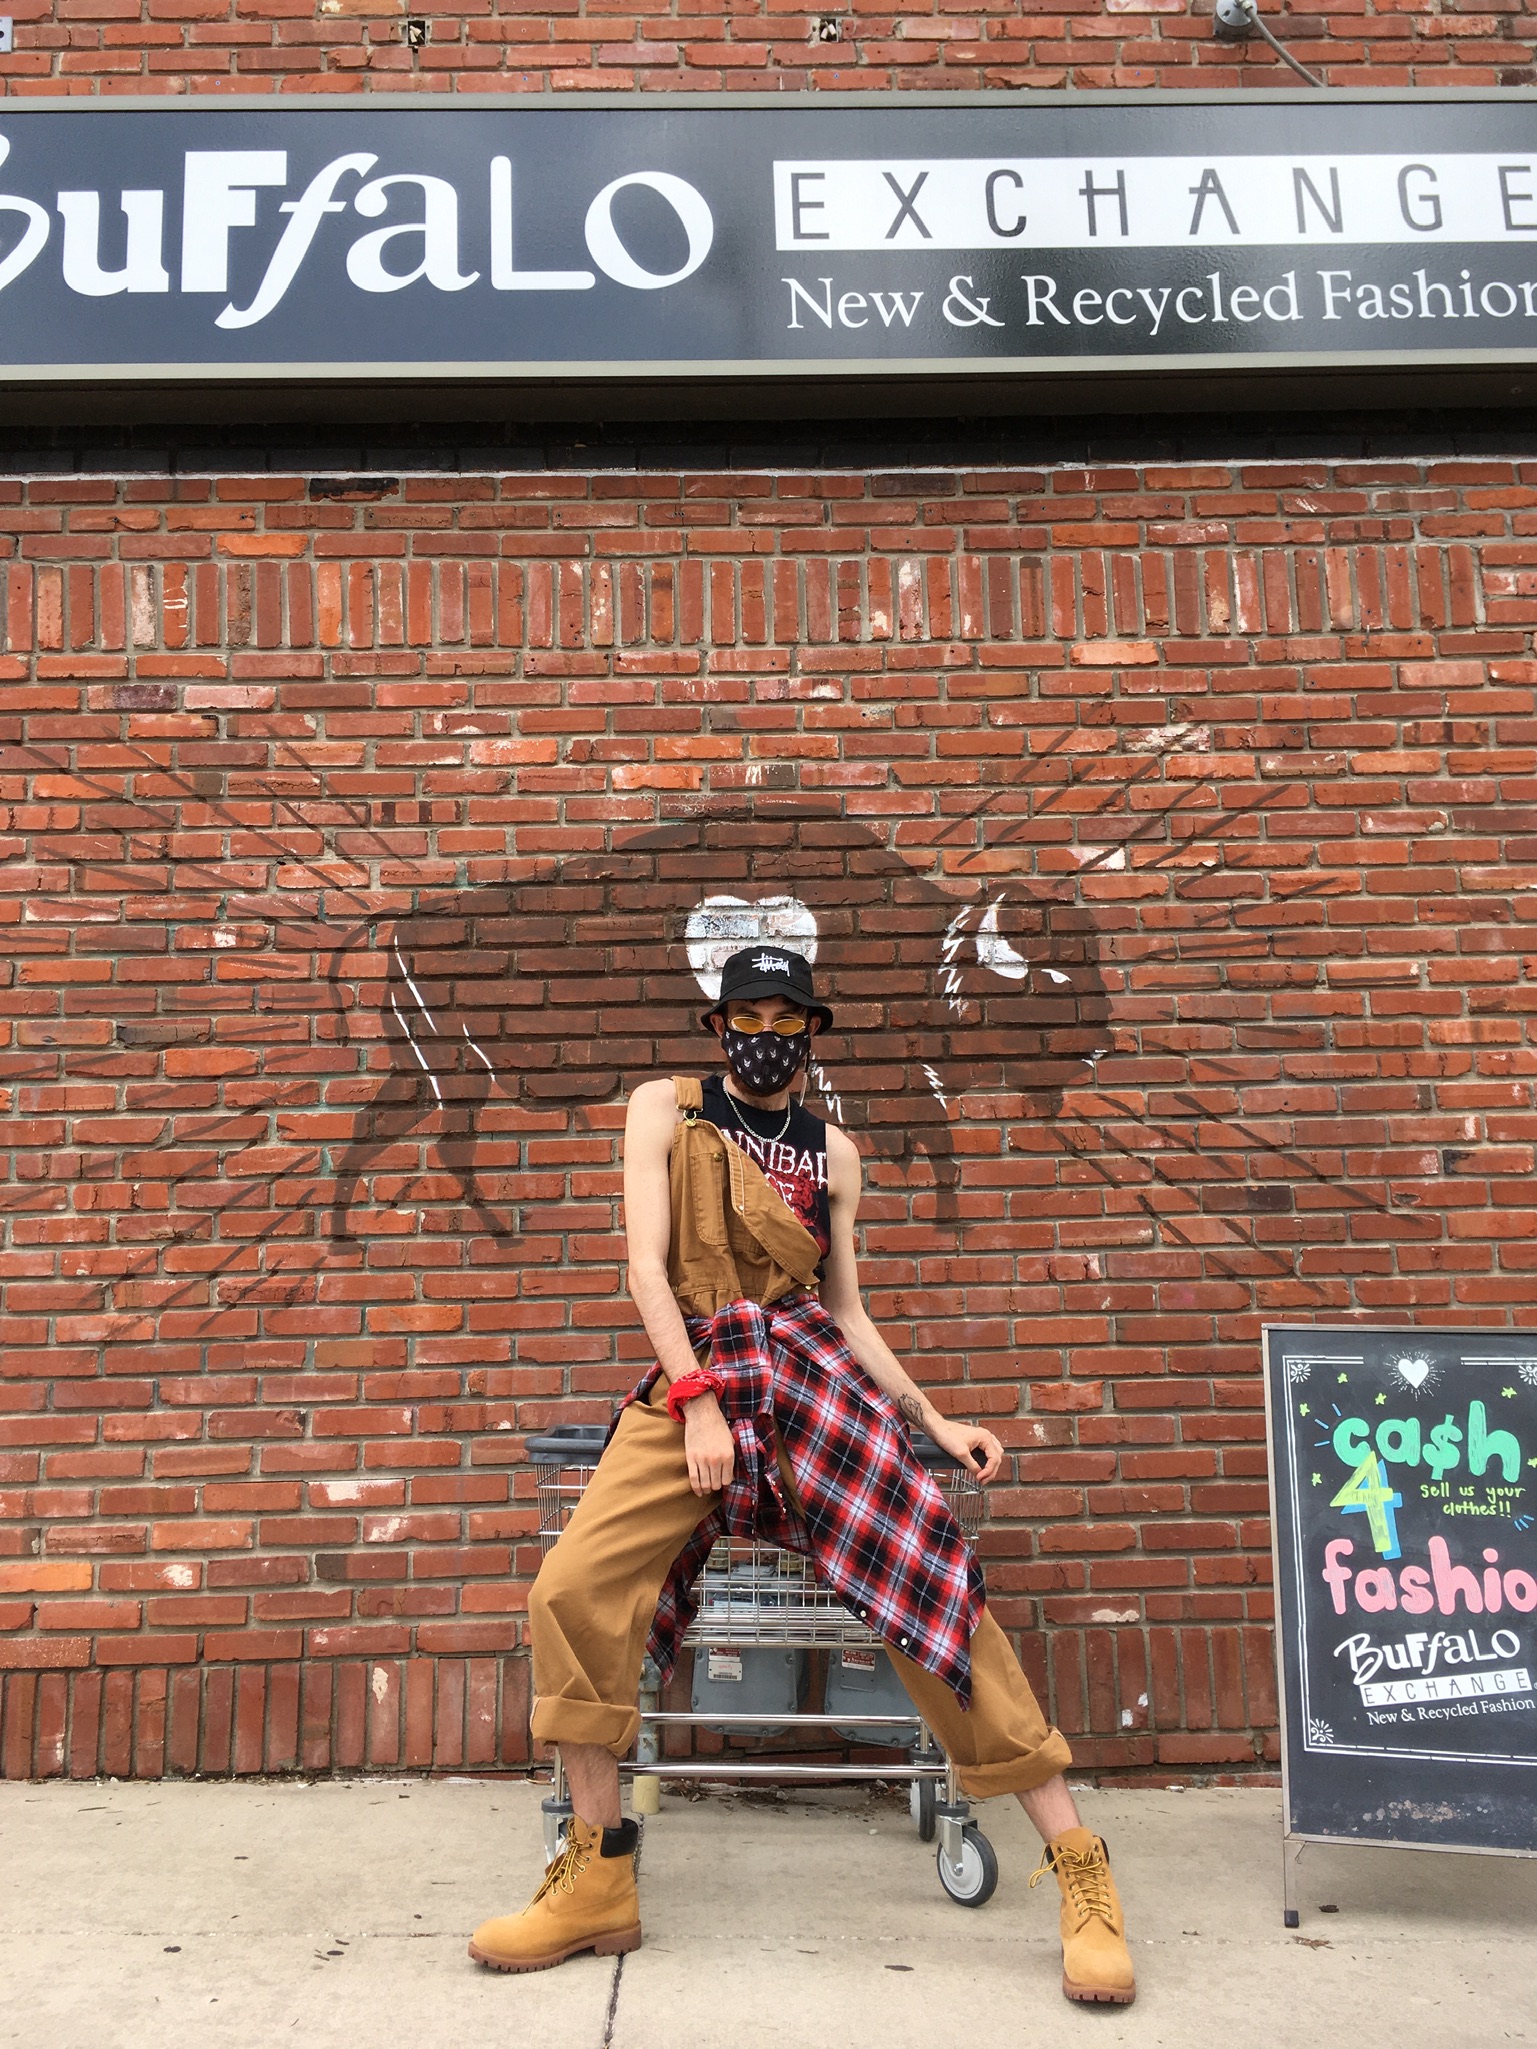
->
[753, 953, 792, 975]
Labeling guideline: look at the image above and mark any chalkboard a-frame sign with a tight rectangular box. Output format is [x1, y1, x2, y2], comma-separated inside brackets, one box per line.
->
[1264, 1324, 1537, 1925]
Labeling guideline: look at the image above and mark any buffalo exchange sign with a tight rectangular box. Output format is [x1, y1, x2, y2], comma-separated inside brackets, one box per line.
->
[0, 92, 1536, 387]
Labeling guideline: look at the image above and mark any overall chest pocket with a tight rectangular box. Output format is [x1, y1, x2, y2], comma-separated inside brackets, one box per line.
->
[677, 1127, 732, 1256]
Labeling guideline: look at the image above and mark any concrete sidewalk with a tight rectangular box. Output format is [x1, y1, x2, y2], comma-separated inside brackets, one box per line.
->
[1, 1777, 1532, 2049]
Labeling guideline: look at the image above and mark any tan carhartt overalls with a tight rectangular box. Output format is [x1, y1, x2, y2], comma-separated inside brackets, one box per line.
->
[528, 1079, 1071, 1796]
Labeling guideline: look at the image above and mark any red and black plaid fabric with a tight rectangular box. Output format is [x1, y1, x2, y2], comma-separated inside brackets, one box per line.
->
[620, 1291, 985, 1705]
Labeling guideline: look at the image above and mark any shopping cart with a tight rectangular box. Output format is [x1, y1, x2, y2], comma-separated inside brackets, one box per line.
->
[526, 1422, 1001, 1907]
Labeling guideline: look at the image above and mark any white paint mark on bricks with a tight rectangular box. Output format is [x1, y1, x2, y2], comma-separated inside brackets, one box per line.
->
[394, 945, 438, 1033]
[130, 567, 156, 647]
[390, 995, 443, 1106]
[1126, 721, 1212, 755]
[975, 898, 1030, 981]
[461, 1025, 494, 1073]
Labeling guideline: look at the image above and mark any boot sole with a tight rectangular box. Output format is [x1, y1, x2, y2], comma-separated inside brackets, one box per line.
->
[468, 1926, 642, 1974]
[1063, 1974, 1135, 2006]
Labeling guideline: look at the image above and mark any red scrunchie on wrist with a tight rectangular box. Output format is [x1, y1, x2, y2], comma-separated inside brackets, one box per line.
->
[665, 1367, 726, 1425]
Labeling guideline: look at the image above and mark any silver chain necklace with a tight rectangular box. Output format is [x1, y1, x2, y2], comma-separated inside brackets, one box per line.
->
[720, 1079, 794, 1144]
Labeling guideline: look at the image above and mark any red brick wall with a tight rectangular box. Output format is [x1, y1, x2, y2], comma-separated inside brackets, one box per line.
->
[1, 0, 1534, 97]
[2, 456, 1532, 1779]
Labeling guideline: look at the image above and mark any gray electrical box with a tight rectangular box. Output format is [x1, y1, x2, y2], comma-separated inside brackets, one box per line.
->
[824, 1646, 921, 1747]
[0, 21, 14, 52]
[691, 1645, 807, 1735]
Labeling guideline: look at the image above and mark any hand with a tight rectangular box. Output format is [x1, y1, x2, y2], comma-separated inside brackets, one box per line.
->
[926, 1416, 1005, 1485]
[682, 1391, 735, 1497]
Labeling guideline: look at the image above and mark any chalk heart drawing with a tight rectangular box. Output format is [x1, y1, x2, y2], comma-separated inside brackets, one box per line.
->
[685, 895, 819, 999]
[1396, 1356, 1431, 1390]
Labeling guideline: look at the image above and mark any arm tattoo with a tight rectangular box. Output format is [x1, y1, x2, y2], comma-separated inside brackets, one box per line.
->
[897, 1392, 925, 1428]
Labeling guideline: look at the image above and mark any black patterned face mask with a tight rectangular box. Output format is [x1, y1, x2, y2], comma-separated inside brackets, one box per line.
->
[722, 1025, 809, 1098]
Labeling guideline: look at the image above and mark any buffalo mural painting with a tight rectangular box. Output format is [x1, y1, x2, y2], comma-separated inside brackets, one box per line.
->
[324, 810, 1112, 1240]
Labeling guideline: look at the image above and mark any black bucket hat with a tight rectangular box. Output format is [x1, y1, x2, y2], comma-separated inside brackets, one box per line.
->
[701, 944, 833, 1033]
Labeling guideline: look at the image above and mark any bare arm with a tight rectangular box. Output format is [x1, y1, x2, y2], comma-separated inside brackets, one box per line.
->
[818, 1124, 1004, 1484]
[622, 1077, 705, 1387]
[622, 1077, 735, 1496]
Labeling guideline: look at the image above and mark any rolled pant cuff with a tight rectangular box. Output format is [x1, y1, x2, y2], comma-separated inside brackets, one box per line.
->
[952, 1727, 1073, 1801]
[530, 1694, 643, 1759]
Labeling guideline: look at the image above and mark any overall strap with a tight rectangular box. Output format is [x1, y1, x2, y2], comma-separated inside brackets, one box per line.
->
[666, 1073, 821, 1298]
[673, 1074, 704, 1119]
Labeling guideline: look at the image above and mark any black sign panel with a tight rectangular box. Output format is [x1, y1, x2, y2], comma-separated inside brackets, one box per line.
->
[1265, 1325, 1537, 1856]
[0, 93, 1536, 381]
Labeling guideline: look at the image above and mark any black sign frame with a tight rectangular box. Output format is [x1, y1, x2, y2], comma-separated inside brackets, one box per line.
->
[0, 88, 1536, 418]
[1264, 1323, 1537, 1927]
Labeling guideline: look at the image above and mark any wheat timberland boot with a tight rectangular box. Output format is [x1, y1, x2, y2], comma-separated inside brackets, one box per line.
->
[468, 1816, 641, 1973]
[1029, 1826, 1136, 2006]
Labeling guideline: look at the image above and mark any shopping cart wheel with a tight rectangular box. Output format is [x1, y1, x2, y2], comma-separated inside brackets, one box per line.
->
[909, 1777, 937, 1843]
[936, 1824, 998, 1907]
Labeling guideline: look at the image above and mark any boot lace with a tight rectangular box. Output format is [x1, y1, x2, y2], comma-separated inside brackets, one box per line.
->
[1029, 1841, 1116, 1927]
[531, 1832, 592, 1904]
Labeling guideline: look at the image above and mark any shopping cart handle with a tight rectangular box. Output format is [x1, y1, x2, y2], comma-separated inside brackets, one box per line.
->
[911, 1434, 971, 1475]
[525, 1424, 612, 1459]
[526, 1421, 973, 1476]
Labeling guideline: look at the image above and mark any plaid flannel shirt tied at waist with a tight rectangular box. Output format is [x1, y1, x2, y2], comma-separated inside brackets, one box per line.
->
[627, 1290, 985, 1707]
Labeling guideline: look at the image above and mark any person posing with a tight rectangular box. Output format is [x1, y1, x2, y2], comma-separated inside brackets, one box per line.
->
[470, 946, 1136, 2006]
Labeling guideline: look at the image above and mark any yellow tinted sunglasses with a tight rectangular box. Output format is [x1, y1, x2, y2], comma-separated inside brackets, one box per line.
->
[728, 1013, 808, 1037]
